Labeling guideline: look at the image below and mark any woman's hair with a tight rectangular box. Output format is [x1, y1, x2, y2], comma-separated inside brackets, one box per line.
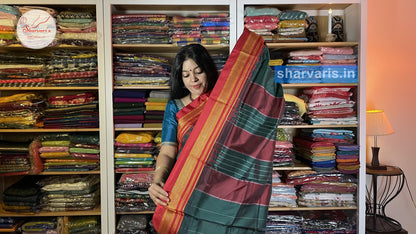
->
[170, 44, 219, 99]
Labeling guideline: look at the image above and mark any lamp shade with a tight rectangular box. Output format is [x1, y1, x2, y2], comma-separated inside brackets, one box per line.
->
[366, 110, 394, 136]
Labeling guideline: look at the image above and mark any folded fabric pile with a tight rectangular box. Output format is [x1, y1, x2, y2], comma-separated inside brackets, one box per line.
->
[171, 15, 202, 46]
[38, 175, 100, 212]
[68, 216, 100, 234]
[43, 92, 99, 129]
[294, 137, 336, 171]
[281, 94, 306, 125]
[2, 176, 42, 213]
[113, 90, 146, 128]
[199, 12, 230, 45]
[300, 86, 357, 125]
[297, 180, 357, 207]
[46, 50, 98, 87]
[56, 10, 97, 46]
[0, 217, 22, 233]
[113, 53, 171, 87]
[0, 140, 31, 175]
[320, 46, 357, 65]
[244, 6, 280, 42]
[114, 132, 158, 173]
[286, 170, 357, 208]
[274, 129, 295, 167]
[274, 141, 295, 167]
[276, 10, 308, 42]
[37, 133, 71, 172]
[43, 133, 100, 172]
[112, 14, 170, 44]
[299, 128, 355, 144]
[0, 5, 19, 46]
[20, 218, 57, 234]
[144, 90, 169, 128]
[287, 49, 322, 66]
[302, 210, 357, 233]
[210, 53, 228, 74]
[0, 93, 45, 129]
[115, 173, 156, 212]
[270, 171, 297, 208]
[0, 53, 47, 87]
[117, 214, 155, 233]
[335, 143, 360, 174]
[266, 211, 303, 234]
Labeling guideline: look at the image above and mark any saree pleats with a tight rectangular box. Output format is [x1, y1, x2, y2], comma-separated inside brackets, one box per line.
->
[153, 29, 285, 233]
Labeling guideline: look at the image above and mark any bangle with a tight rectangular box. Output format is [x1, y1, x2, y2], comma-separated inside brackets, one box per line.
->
[155, 166, 169, 173]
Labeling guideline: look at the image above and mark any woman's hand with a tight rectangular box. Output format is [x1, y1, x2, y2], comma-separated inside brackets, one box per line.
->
[148, 181, 170, 206]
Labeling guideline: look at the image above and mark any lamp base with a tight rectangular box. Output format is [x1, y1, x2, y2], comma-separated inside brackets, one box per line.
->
[368, 146, 387, 170]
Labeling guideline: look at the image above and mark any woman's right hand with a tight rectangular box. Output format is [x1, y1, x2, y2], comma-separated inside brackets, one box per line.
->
[148, 181, 170, 206]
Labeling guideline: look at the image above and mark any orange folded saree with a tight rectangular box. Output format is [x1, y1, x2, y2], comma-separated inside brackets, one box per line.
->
[153, 28, 285, 233]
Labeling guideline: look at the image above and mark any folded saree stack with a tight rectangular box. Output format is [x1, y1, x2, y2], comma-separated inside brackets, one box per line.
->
[112, 14, 170, 44]
[38, 175, 100, 212]
[270, 171, 297, 208]
[244, 6, 280, 43]
[117, 215, 155, 233]
[335, 143, 360, 174]
[0, 5, 18, 46]
[210, 53, 229, 74]
[56, 10, 97, 47]
[114, 132, 157, 173]
[144, 90, 169, 128]
[294, 136, 336, 171]
[199, 12, 230, 45]
[0, 53, 47, 87]
[281, 94, 306, 125]
[46, 50, 98, 87]
[286, 170, 357, 208]
[266, 212, 303, 233]
[2, 176, 42, 213]
[115, 173, 156, 212]
[0, 93, 45, 129]
[68, 216, 100, 234]
[171, 15, 202, 45]
[274, 129, 295, 167]
[113, 90, 146, 128]
[113, 53, 170, 87]
[0, 141, 31, 176]
[300, 86, 357, 125]
[276, 10, 309, 42]
[302, 210, 357, 233]
[20, 218, 57, 233]
[43, 92, 99, 129]
[36, 133, 99, 172]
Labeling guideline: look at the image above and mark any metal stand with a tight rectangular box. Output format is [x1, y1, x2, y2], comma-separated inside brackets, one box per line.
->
[366, 165, 404, 233]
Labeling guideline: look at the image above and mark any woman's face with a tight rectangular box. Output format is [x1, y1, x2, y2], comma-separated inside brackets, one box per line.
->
[182, 58, 208, 98]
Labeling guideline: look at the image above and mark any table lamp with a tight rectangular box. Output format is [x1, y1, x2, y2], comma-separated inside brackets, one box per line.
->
[366, 110, 394, 170]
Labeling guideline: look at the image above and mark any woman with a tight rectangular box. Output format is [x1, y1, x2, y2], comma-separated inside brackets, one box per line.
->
[149, 29, 284, 233]
[148, 44, 219, 206]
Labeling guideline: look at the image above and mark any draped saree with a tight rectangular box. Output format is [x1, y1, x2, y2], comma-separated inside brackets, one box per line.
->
[153, 29, 285, 233]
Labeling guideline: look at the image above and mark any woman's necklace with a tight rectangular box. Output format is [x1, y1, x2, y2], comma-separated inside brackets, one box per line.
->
[189, 93, 194, 102]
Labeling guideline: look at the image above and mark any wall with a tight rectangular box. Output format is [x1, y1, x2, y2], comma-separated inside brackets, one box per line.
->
[367, 0, 416, 232]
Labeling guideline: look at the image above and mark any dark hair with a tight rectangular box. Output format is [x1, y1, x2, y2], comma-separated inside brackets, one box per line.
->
[170, 44, 219, 99]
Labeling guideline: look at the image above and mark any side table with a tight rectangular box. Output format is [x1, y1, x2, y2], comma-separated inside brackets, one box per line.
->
[366, 165, 405, 233]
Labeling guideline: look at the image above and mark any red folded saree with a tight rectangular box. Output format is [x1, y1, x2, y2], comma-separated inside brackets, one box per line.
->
[153, 29, 285, 233]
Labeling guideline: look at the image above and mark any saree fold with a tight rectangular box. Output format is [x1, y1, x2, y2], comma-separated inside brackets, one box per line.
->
[153, 29, 285, 233]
